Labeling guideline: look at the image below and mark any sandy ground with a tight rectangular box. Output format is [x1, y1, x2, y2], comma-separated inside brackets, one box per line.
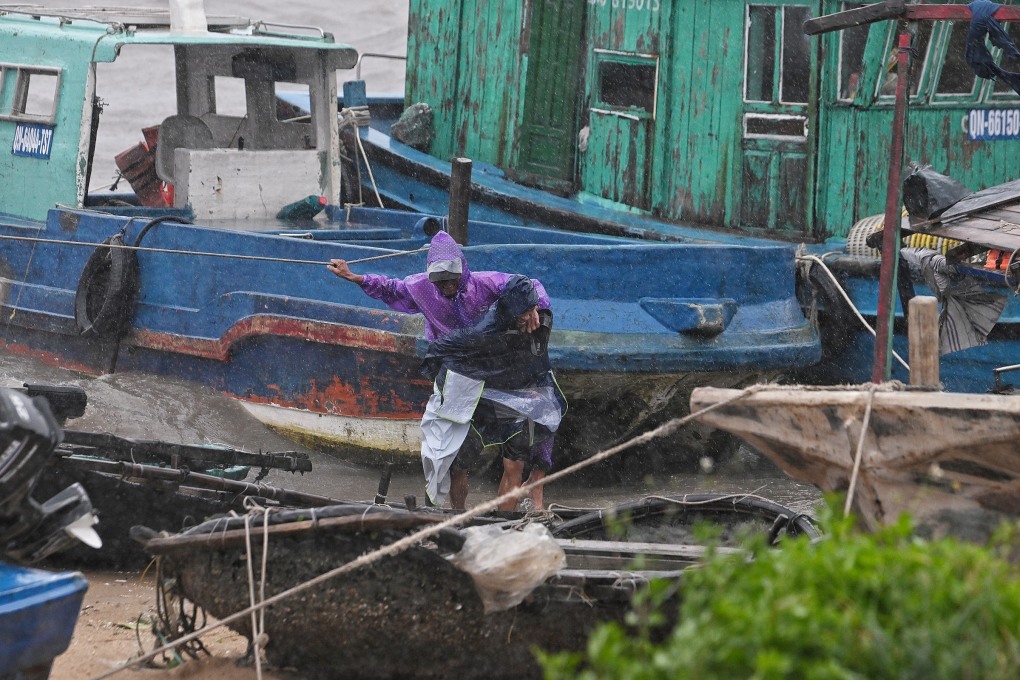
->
[50, 569, 301, 680]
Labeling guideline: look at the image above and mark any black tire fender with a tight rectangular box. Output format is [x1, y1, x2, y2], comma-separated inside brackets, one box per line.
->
[74, 234, 140, 337]
[801, 261, 855, 362]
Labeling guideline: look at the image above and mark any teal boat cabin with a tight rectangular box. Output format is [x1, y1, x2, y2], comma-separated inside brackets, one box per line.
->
[405, 0, 1020, 240]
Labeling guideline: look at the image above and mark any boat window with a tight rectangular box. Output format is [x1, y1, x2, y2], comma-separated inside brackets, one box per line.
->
[934, 21, 977, 97]
[275, 83, 311, 122]
[212, 76, 248, 118]
[0, 64, 61, 124]
[781, 6, 811, 103]
[595, 56, 657, 114]
[744, 112, 807, 139]
[837, 3, 870, 101]
[876, 22, 934, 101]
[745, 6, 776, 102]
[744, 5, 811, 105]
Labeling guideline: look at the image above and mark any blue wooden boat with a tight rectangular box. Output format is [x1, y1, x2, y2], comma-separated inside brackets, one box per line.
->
[0, 6, 819, 465]
[315, 0, 1020, 394]
[0, 563, 87, 680]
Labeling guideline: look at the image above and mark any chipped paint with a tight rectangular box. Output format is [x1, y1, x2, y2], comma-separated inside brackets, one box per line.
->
[408, 0, 1020, 240]
[129, 315, 415, 362]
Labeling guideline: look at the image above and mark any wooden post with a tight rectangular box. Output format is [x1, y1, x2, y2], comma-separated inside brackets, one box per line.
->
[872, 30, 911, 383]
[908, 296, 939, 386]
[448, 157, 472, 245]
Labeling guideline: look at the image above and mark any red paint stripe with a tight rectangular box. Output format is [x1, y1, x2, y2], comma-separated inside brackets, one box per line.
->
[906, 5, 1020, 21]
[129, 315, 416, 361]
[0, 341, 101, 375]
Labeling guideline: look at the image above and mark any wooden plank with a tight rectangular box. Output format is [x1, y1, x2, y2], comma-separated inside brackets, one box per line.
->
[908, 297, 939, 387]
[907, 5, 1020, 21]
[557, 538, 742, 559]
[145, 512, 442, 553]
[806, 3, 1020, 36]
[804, 0, 905, 36]
[931, 215, 1020, 241]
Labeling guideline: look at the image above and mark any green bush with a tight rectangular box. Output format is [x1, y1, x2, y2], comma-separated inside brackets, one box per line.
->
[539, 499, 1020, 680]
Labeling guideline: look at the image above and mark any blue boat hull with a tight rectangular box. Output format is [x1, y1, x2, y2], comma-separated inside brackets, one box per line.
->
[794, 258, 1020, 393]
[0, 563, 87, 679]
[0, 206, 819, 464]
[334, 102, 1018, 394]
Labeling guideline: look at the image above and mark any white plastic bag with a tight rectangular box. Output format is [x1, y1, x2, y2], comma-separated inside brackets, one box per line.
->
[447, 523, 566, 613]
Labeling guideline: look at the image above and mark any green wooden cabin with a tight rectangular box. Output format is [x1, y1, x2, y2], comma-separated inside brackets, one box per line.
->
[405, 0, 1020, 241]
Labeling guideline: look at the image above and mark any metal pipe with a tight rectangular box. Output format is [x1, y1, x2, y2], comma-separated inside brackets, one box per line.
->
[448, 157, 472, 245]
[872, 30, 911, 383]
[354, 53, 407, 80]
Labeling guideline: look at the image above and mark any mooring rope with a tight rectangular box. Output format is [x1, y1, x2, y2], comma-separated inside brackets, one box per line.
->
[89, 383, 766, 680]
[0, 232, 428, 267]
[340, 107, 384, 208]
[241, 509, 273, 680]
[797, 252, 910, 372]
[844, 384, 878, 518]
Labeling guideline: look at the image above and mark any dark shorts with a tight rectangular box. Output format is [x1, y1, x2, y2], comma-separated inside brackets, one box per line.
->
[451, 400, 555, 473]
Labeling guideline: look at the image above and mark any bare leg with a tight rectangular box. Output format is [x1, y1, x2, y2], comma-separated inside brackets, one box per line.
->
[524, 468, 546, 510]
[497, 458, 526, 511]
[449, 466, 469, 510]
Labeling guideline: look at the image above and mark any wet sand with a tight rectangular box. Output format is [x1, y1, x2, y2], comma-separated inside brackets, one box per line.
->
[52, 569, 300, 680]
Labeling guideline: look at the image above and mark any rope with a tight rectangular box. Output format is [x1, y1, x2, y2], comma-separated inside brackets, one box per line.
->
[340, 108, 384, 208]
[242, 513, 264, 680]
[797, 253, 911, 372]
[844, 385, 877, 517]
[88, 383, 765, 680]
[0, 232, 428, 267]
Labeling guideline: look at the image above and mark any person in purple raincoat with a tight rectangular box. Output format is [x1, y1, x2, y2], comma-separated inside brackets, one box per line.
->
[328, 231, 557, 511]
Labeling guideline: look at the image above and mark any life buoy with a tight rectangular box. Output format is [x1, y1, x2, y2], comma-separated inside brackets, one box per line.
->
[74, 234, 140, 337]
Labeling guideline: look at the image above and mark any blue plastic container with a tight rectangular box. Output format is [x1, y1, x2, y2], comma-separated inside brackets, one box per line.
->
[0, 563, 87, 679]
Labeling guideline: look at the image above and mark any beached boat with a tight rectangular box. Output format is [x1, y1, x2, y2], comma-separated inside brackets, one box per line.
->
[35, 428, 327, 569]
[9, 382, 325, 568]
[323, 1, 1020, 393]
[690, 384, 1020, 538]
[139, 494, 817, 679]
[0, 6, 820, 466]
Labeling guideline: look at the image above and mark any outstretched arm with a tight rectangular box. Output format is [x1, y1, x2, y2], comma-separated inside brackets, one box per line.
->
[328, 259, 365, 285]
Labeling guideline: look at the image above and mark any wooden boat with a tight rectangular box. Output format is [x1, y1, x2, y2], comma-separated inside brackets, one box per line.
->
[33, 429, 330, 569]
[312, 0, 1020, 394]
[0, 6, 820, 466]
[690, 384, 1020, 537]
[139, 493, 817, 679]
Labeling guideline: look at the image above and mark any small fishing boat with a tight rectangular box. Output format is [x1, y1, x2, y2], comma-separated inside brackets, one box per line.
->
[690, 384, 1020, 538]
[138, 494, 817, 679]
[9, 381, 325, 568]
[0, 5, 820, 466]
[34, 428, 328, 569]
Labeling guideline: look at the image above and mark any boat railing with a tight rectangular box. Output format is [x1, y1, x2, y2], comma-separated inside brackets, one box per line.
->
[355, 52, 407, 80]
[252, 19, 324, 39]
